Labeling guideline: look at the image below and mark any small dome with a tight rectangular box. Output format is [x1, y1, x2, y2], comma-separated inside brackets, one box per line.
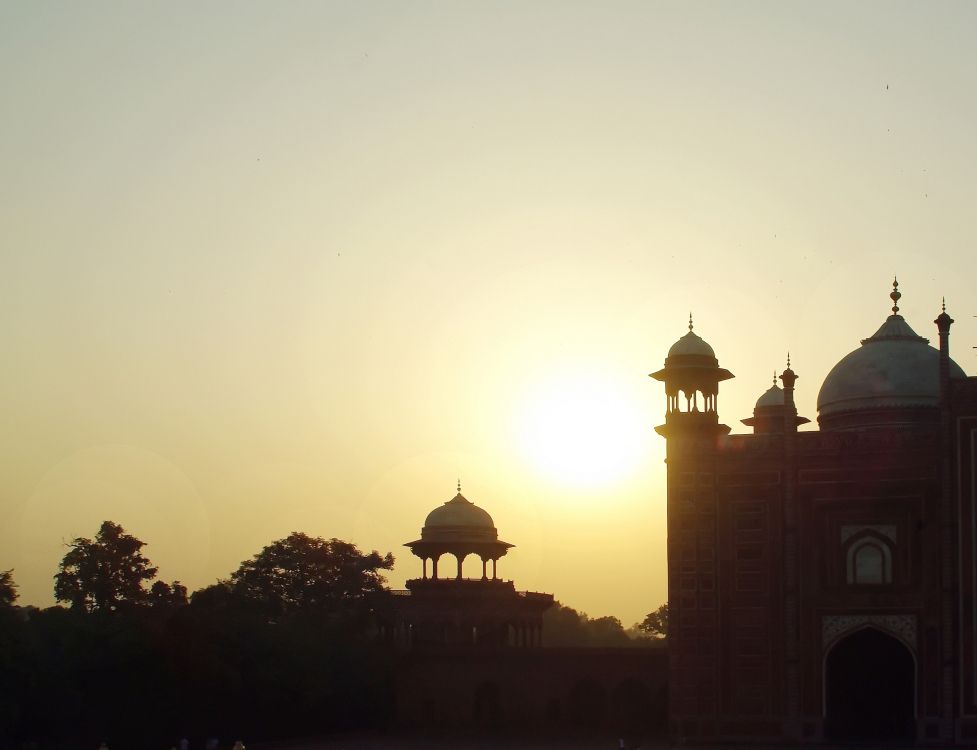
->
[818, 313, 965, 426]
[756, 383, 785, 409]
[424, 492, 495, 530]
[668, 330, 716, 358]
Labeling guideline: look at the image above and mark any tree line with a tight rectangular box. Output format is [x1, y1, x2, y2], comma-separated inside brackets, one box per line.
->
[0, 521, 666, 750]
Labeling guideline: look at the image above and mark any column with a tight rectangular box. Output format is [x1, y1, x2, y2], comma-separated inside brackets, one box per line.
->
[422, 558, 428, 579]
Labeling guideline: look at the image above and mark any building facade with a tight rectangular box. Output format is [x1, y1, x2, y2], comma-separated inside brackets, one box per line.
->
[652, 281, 977, 744]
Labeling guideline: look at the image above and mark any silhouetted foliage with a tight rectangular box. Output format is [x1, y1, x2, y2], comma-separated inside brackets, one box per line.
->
[638, 602, 669, 639]
[229, 532, 394, 618]
[1, 530, 398, 750]
[0, 569, 17, 607]
[150, 579, 189, 608]
[543, 602, 633, 647]
[54, 521, 159, 613]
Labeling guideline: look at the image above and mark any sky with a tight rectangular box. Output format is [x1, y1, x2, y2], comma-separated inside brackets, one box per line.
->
[1, 1, 976, 627]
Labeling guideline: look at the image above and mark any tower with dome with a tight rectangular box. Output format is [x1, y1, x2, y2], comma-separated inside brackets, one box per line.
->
[651, 280, 977, 745]
[385, 483, 553, 650]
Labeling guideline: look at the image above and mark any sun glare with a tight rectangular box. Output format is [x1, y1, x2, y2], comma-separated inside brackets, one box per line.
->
[514, 370, 648, 488]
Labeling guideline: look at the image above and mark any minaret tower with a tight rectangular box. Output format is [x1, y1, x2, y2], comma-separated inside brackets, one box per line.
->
[650, 316, 733, 738]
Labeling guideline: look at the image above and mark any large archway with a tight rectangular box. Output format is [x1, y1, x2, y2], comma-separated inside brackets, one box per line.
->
[824, 627, 916, 741]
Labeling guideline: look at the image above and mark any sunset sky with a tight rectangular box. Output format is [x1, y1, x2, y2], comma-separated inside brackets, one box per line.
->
[2, 2, 976, 627]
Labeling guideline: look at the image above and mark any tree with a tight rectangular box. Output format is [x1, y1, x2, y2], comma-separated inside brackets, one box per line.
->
[542, 603, 633, 647]
[229, 533, 394, 616]
[638, 602, 669, 639]
[149, 580, 188, 608]
[54, 521, 159, 612]
[0, 569, 17, 607]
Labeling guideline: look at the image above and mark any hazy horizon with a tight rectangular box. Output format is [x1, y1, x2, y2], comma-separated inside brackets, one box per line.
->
[2, 1, 976, 626]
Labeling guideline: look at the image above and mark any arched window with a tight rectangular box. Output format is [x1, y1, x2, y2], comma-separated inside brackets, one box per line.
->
[847, 537, 892, 584]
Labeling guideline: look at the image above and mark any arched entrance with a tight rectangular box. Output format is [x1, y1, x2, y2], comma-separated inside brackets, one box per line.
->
[824, 627, 915, 741]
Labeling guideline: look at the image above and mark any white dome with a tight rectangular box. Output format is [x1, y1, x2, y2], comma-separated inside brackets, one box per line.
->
[668, 330, 715, 358]
[756, 383, 785, 409]
[817, 314, 965, 419]
[424, 493, 495, 530]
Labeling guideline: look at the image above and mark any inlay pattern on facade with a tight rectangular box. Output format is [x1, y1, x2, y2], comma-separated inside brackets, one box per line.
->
[821, 614, 917, 650]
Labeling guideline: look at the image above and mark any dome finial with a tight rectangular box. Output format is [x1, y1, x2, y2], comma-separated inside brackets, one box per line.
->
[688, 312, 693, 332]
[786, 352, 791, 369]
[890, 276, 901, 315]
[942, 296, 946, 313]
[772, 371, 777, 387]
[457, 478, 461, 494]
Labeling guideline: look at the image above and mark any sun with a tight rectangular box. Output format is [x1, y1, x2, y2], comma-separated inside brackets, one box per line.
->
[513, 368, 648, 488]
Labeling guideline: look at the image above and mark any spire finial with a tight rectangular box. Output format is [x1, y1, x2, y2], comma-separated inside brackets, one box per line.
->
[890, 276, 901, 315]
[688, 312, 693, 332]
[780, 352, 798, 391]
[457, 478, 461, 494]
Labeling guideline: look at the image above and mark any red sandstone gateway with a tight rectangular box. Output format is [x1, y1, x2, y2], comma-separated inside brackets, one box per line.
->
[651, 280, 977, 744]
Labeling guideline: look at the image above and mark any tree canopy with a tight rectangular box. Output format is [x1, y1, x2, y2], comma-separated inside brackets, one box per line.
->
[0, 569, 17, 607]
[638, 602, 669, 639]
[54, 521, 160, 612]
[229, 532, 394, 616]
[542, 603, 633, 647]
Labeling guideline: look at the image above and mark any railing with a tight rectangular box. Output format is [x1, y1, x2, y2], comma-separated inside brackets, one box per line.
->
[408, 577, 514, 585]
[389, 582, 552, 600]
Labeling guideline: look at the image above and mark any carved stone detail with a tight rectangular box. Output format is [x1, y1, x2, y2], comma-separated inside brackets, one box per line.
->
[822, 614, 916, 650]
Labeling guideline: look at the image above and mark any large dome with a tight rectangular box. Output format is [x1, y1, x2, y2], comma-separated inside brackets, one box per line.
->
[424, 492, 495, 530]
[817, 311, 965, 427]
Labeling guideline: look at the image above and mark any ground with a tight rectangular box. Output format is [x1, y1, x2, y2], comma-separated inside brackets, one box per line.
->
[260, 735, 665, 750]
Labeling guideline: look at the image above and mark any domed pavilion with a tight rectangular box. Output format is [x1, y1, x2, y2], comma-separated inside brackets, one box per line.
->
[742, 369, 811, 434]
[404, 483, 513, 581]
[385, 484, 553, 650]
[650, 315, 734, 440]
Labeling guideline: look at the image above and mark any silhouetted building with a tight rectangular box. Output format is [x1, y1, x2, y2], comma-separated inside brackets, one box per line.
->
[386, 486, 667, 734]
[651, 281, 977, 744]
[387, 484, 553, 649]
